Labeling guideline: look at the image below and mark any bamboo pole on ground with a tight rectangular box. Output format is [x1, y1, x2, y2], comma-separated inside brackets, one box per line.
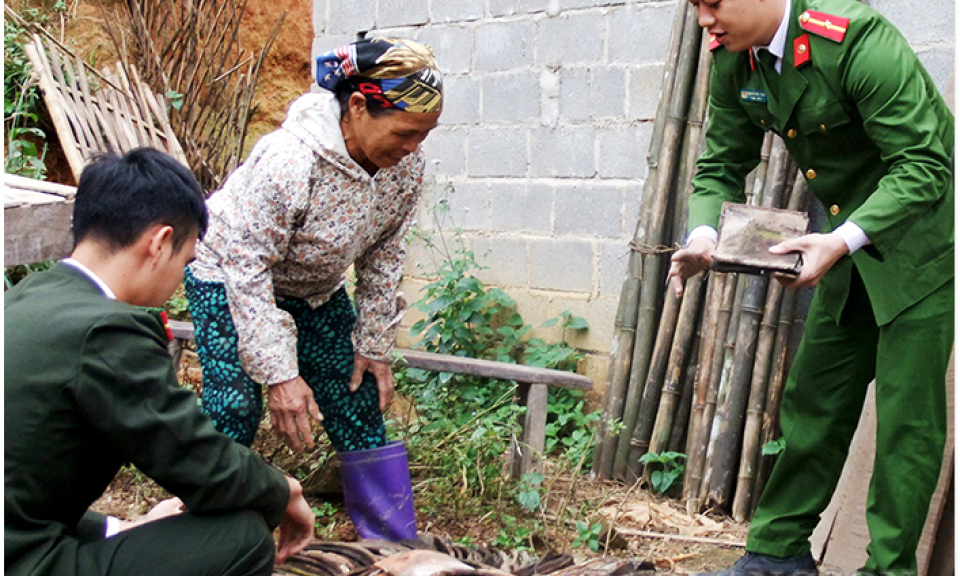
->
[611, 6, 703, 480]
[594, 1, 690, 478]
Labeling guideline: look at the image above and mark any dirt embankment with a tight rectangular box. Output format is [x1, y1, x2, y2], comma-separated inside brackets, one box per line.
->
[18, 0, 313, 181]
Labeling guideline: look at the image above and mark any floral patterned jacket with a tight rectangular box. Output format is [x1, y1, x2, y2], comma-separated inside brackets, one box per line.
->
[190, 92, 423, 385]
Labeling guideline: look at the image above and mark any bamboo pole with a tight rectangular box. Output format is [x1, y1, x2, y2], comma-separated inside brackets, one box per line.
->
[612, 5, 703, 480]
[668, 333, 701, 453]
[701, 139, 796, 510]
[634, 28, 714, 483]
[594, 0, 690, 478]
[682, 270, 725, 506]
[643, 271, 707, 463]
[751, 176, 812, 512]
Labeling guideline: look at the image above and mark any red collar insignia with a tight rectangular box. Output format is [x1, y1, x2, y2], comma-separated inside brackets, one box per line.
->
[798, 10, 849, 43]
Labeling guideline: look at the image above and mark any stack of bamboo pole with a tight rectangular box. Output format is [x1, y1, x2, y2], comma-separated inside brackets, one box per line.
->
[593, 1, 815, 521]
[102, 0, 285, 193]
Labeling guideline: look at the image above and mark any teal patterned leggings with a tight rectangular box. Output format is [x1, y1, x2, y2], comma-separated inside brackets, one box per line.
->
[184, 269, 387, 452]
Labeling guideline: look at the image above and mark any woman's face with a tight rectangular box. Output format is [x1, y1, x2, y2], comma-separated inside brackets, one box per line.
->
[343, 93, 441, 173]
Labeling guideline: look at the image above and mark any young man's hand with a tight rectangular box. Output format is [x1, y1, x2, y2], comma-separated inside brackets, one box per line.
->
[268, 377, 323, 453]
[275, 477, 315, 565]
[668, 236, 717, 297]
[769, 232, 849, 289]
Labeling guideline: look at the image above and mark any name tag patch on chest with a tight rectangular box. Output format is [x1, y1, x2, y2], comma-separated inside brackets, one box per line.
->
[741, 89, 767, 103]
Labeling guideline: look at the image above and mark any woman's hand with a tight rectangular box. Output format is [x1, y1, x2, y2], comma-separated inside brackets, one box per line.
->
[268, 377, 323, 453]
[350, 354, 395, 411]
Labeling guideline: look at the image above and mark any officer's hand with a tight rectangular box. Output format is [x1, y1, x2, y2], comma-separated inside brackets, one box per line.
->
[668, 236, 717, 297]
[349, 354, 395, 411]
[275, 477, 315, 565]
[769, 232, 849, 289]
[268, 376, 323, 453]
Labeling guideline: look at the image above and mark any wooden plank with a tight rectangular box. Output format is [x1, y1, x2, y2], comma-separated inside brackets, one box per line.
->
[4, 198, 73, 266]
[4, 173, 76, 198]
[512, 382, 549, 478]
[4, 188, 67, 206]
[167, 320, 593, 391]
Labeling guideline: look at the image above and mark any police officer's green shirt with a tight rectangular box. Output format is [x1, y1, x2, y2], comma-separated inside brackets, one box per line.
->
[688, 0, 954, 325]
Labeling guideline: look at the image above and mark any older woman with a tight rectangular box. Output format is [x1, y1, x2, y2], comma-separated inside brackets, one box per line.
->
[184, 37, 442, 541]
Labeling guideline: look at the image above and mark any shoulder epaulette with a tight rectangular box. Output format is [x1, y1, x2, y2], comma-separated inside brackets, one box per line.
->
[798, 10, 849, 42]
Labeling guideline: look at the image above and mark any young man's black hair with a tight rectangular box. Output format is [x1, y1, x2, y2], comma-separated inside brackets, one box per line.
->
[72, 147, 208, 252]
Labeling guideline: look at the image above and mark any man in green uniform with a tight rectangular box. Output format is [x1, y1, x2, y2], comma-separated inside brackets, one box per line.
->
[669, 0, 953, 573]
[5, 148, 315, 576]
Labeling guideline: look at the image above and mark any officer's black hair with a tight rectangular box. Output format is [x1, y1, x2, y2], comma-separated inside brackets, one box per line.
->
[72, 147, 208, 253]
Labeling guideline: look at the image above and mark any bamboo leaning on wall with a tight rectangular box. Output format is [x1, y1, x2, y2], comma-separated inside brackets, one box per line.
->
[595, 0, 814, 521]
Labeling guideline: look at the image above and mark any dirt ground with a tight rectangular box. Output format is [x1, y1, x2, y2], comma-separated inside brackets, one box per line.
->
[90, 353, 747, 573]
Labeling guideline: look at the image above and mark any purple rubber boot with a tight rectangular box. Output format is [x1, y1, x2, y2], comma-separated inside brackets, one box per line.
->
[339, 440, 418, 541]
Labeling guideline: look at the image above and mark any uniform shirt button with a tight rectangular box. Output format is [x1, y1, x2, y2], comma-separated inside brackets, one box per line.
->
[830, 204, 840, 216]
[805, 168, 817, 179]
[787, 129, 797, 138]
[820, 124, 828, 133]
[760, 119, 767, 126]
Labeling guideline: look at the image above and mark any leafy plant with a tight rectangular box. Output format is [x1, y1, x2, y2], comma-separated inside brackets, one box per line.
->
[395, 182, 602, 551]
[494, 514, 535, 552]
[639, 451, 687, 495]
[762, 437, 786, 456]
[5, 11, 49, 180]
[572, 521, 603, 552]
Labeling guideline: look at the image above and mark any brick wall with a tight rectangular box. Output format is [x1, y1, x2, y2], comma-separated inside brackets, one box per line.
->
[312, 0, 954, 389]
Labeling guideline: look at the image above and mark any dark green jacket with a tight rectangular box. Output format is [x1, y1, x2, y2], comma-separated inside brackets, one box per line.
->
[4, 263, 290, 576]
[689, 0, 954, 325]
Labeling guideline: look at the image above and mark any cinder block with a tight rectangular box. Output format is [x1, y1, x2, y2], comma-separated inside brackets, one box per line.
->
[490, 181, 553, 233]
[555, 183, 623, 238]
[596, 123, 652, 179]
[439, 179, 490, 230]
[469, 236, 529, 287]
[608, 3, 679, 64]
[628, 63, 665, 120]
[529, 239, 594, 292]
[538, 11, 605, 67]
[378, 0, 429, 28]
[559, 0, 621, 9]
[417, 25, 475, 75]
[624, 180, 645, 235]
[475, 20, 536, 72]
[871, 0, 954, 48]
[441, 75, 481, 125]
[327, 0, 376, 35]
[421, 127, 467, 177]
[599, 240, 631, 296]
[559, 67, 626, 121]
[467, 127, 529, 177]
[916, 47, 956, 95]
[546, 295, 619, 353]
[530, 125, 595, 178]
[482, 71, 541, 122]
[430, 0, 484, 23]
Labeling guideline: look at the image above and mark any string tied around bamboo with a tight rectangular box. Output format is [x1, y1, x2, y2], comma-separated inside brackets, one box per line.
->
[628, 241, 682, 255]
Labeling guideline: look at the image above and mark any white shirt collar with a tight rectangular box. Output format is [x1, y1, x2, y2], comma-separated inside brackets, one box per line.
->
[62, 258, 117, 300]
[754, 0, 792, 71]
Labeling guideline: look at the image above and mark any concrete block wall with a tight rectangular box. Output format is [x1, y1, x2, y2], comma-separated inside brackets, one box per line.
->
[312, 0, 954, 391]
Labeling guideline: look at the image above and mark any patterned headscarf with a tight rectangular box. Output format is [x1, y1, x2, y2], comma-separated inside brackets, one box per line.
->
[315, 37, 443, 114]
